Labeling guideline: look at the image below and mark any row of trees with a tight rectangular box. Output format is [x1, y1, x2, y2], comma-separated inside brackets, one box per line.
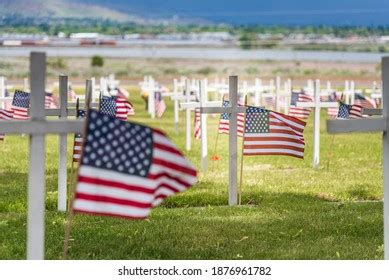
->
[2, 15, 389, 37]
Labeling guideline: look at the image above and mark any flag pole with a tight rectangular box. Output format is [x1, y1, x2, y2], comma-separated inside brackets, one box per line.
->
[326, 134, 336, 171]
[64, 80, 92, 259]
[238, 95, 248, 205]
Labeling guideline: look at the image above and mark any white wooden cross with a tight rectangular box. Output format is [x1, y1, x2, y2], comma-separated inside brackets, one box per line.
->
[200, 76, 246, 205]
[295, 79, 338, 168]
[0, 52, 83, 259]
[327, 56, 389, 259]
[170, 78, 197, 133]
[180, 79, 222, 162]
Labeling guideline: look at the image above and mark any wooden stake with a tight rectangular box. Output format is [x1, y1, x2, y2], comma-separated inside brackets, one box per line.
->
[63, 80, 92, 259]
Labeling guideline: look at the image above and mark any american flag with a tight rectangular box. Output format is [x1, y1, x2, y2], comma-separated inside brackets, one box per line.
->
[115, 97, 135, 120]
[45, 92, 58, 109]
[337, 102, 362, 119]
[155, 92, 166, 118]
[68, 86, 78, 102]
[327, 92, 340, 118]
[11, 90, 30, 120]
[194, 108, 201, 140]
[218, 100, 245, 137]
[100, 96, 134, 120]
[73, 110, 197, 219]
[243, 106, 306, 159]
[289, 91, 313, 119]
[0, 109, 13, 141]
[354, 93, 377, 109]
[72, 109, 86, 163]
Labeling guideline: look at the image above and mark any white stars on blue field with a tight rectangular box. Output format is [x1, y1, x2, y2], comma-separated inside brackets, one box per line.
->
[245, 106, 269, 134]
[82, 110, 153, 177]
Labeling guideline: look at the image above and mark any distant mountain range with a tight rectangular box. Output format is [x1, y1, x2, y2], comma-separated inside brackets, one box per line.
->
[2, 0, 389, 26]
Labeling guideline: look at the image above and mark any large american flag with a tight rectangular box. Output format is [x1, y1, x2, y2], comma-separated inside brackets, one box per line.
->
[337, 102, 362, 119]
[72, 109, 86, 163]
[194, 108, 201, 140]
[11, 90, 30, 120]
[0, 109, 13, 141]
[73, 110, 197, 219]
[289, 91, 313, 119]
[155, 92, 166, 118]
[218, 100, 245, 137]
[243, 106, 306, 159]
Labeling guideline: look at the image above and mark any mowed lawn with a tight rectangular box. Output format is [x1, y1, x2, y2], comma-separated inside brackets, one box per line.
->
[0, 87, 383, 259]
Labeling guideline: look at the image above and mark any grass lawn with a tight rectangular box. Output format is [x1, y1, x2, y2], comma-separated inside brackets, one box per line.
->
[0, 87, 384, 259]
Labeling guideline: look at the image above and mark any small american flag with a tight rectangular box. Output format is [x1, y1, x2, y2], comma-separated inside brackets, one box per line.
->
[243, 106, 306, 159]
[337, 102, 362, 119]
[72, 109, 86, 163]
[0, 109, 13, 141]
[155, 92, 166, 118]
[327, 92, 340, 118]
[73, 110, 197, 219]
[115, 97, 135, 120]
[354, 93, 377, 109]
[68, 86, 78, 102]
[100, 96, 134, 120]
[11, 90, 30, 120]
[194, 108, 201, 140]
[218, 100, 245, 137]
[45, 92, 58, 109]
[289, 91, 313, 119]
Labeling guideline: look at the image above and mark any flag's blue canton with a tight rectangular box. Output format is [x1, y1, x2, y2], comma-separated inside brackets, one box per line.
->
[100, 96, 117, 117]
[221, 100, 231, 120]
[291, 92, 299, 106]
[82, 110, 153, 177]
[75, 109, 86, 138]
[155, 91, 161, 101]
[12, 90, 30, 108]
[337, 102, 351, 119]
[245, 106, 269, 133]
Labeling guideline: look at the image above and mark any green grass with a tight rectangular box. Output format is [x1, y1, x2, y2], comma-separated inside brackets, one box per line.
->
[0, 88, 384, 259]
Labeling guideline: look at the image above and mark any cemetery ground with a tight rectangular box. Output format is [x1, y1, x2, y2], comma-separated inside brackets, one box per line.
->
[0, 87, 384, 260]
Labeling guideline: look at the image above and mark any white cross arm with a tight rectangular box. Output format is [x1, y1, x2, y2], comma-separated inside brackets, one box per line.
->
[201, 106, 246, 114]
[0, 120, 84, 134]
[296, 102, 338, 108]
[180, 101, 222, 110]
[327, 118, 386, 133]
[171, 95, 197, 101]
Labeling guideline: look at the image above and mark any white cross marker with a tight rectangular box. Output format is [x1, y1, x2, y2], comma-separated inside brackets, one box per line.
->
[201, 76, 246, 205]
[327, 56, 389, 259]
[180, 81, 222, 170]
[296, 79, 338, 168]
[0, 52, 84, 259]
